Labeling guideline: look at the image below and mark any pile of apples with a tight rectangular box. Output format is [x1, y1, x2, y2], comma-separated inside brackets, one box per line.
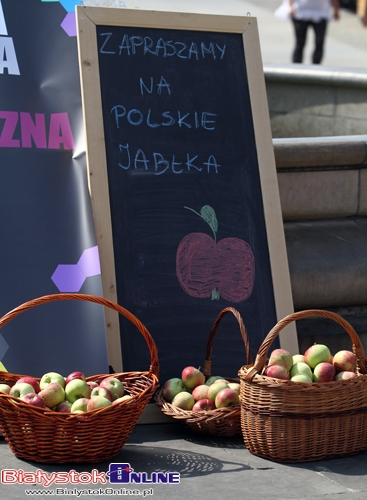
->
[162, 366, 240, 411]
[0, 371, 132, 413]
[263, 345, 358, 382]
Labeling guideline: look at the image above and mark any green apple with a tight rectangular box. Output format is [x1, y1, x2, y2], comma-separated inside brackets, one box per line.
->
[304, 344, 331, 369]
[65, 378, 91, 404]
[205, 376, 224, 386]
[290, 362, 313, 380]
[0, 383, 11, 394]
[10, 382, 35, 398]
[87, 395, 112, 411]
[39, 382, 65, 407]
[71, 398, 90, 413]
[99, 376, 124, 400]
[291, 374, 312, 383]
[171, 392, 195, 410]
[207, 381, 228, 402]
[40, 372, 65, 390]
[113, 395, 133, 405]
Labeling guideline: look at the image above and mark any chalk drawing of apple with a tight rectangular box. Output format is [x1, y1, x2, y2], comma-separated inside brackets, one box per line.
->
[176, 205, 255, 302]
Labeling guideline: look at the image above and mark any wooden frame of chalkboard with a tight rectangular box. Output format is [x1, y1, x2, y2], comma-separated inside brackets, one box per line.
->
[76, 7, 298, 384]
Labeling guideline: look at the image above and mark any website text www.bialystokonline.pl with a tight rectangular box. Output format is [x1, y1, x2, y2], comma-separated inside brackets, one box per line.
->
[23, 487, 153, 496]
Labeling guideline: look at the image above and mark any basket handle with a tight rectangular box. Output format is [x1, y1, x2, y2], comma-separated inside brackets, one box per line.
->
[202, 307, 252, 379]
[0, 293, 159, 376]
[244, 309, 367, 381]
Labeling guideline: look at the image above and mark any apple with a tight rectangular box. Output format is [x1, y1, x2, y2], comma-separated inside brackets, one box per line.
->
[207, 381, 229, 402]
[335, 371, 358, 381]
[215, 388, 239, 408]
[313, 362, 336, 382]
[91, 386, 113, 402]
[192, 398, 216, 411]
[292, 354, 305, 365]
[65, 371, 86, 385]
[87, 395, 112, 411]
[171, 392, 195, 410]
[191, 384, 209, 401]
[162, 378, 187, 403]
[71, 398, 90, 413]
[39, 382, 65, 407]
[205, 376, 224, 385]
[290, 374, 312, 383]
[87, 381, 99, 390]
[304, 344, 331, 369]
[268, 349, 293, 372]
[10, 382, 35, 398]
[113, 395, 133, 405]
[99, 376, 124, 400]
[55, 400, 72, 413]
[0, 383, 11, 394]
[333, 350, 357, 373]
[20, 393, 46, 408]
[17, 376, 40, 394]
[264, 364, 290, 380]
[290, 362, 313, 380]
[227, 382, 240, 395]
[181, 366, 205, 391]
[65, 378, 91, 403]
[40, 372, 65, 390]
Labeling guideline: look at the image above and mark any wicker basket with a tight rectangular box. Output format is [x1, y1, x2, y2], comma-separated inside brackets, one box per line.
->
[0, 293, 159, 464]
[155, 307, 252, 436]
[238, 309, 367, 463]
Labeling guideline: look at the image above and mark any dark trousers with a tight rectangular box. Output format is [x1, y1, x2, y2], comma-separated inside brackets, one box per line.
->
[292, 18, 328, 64]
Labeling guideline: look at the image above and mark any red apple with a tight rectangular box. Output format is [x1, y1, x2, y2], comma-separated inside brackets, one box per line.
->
[87, 395, 112, 411]
[39, 382, 65, 407]
[162, 378, 187, 403]
[20, 393, 46, 408]
[171, 392, 195, 410]
[333, 350, 357, 374]
[264, 364, 290, 380]
[99, 376, 124, 400]
[181, 366, 205, 390]
[192, 398, 216, 411]
[192, 384, 209, 401]
[215, 388, 239, 408]
[207, 381, 228, 402]
[10, 382, 35, 398]
[335, 371, 358, 381]
[17, 376, 40, 394]
[304, 344, 331, 369]
[269, 349, 293, 372]
[55, 400, 72, 413]
[65, 371, 86, 385]
[91, 386, 113, 402]
[87, 381, 99, 390]
[313, 362, 336, 382]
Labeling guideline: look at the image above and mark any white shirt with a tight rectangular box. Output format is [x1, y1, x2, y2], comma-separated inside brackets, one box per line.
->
[292, 0, 332, 21]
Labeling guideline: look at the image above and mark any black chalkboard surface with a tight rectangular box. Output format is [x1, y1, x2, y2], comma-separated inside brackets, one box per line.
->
[76, 8, 297, 409]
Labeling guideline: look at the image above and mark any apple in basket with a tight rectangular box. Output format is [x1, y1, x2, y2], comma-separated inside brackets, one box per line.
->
[290, 362, 313, 380]
[65, 378, 91, 403]
[181, 366, 205, 391]
[192, 384, 210, 401]
[39, 382, 65, 408]
[335, 371, 358, 381]
[99, 376, 124, 400]
[10, 382, 35, 398]
[205, 375, 225, 385]
[0, 383, 11, 394]
[333, 350, 357, 373]
[207, 381, 229, 402]
[71, 398, 90, 413]
[87, 381, 99, 391]
[39, 372, 65, 390]
[312, 362, 336, 382]
[162, 378, 187, 403]
[65, 371, 86, 385]
[263, 364, 290, 380]
[91, 386, 113, 402]
[17, 376, 40, 394]
[20, 393, 46, 408]
[227, 382, 240, 395]
[192, 398, 216, 412]
[171, 392, 195, 410]
[304, 344, 331, 369]
[268, 349, 293, 372]
[87, 395, 112, 411]
[55, 400, 72, 413]
[290, 374, 312, 383]
[113, 395, 133, 405]
[215, 388, 239, 408]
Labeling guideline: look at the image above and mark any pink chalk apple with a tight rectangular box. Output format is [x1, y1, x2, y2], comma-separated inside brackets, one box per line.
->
[181, 366, 205, 391]
[313, 362, 336, 382]
[91, 386, 113, 402]
[215, 388, 240, 408]
[99, 376, 124, 400]
[264, 364, 290, 380]
[39, 382, 65, 408]
[333, 350, 357, 374]
[55, 400, 72, 413]
[20, 393, 46, 408]
[268, 349, 293, 372]
[191, 384, 209, 401]
[65, 371, 86, 385]
[335, 371, 358, 381]
[171, 391, 195, 410]
[304, 344, 331, 369]
[17, 376, 40, 394]
[207, 381, 229, 402]
[87, 396, 112, 411]
[192, 398, 216, 411]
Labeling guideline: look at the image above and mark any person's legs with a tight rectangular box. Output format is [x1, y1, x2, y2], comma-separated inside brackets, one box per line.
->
[292, 19, 309, 63]
[312, 19, 328, 64]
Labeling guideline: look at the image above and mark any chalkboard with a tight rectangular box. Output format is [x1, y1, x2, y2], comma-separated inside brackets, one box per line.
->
[76, 7, 298, 400]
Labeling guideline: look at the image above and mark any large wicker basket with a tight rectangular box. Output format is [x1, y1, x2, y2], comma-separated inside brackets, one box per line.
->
[155, 307, 252, 436]
[238, 309, 367, 463]
[0, 293, 159, 463]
